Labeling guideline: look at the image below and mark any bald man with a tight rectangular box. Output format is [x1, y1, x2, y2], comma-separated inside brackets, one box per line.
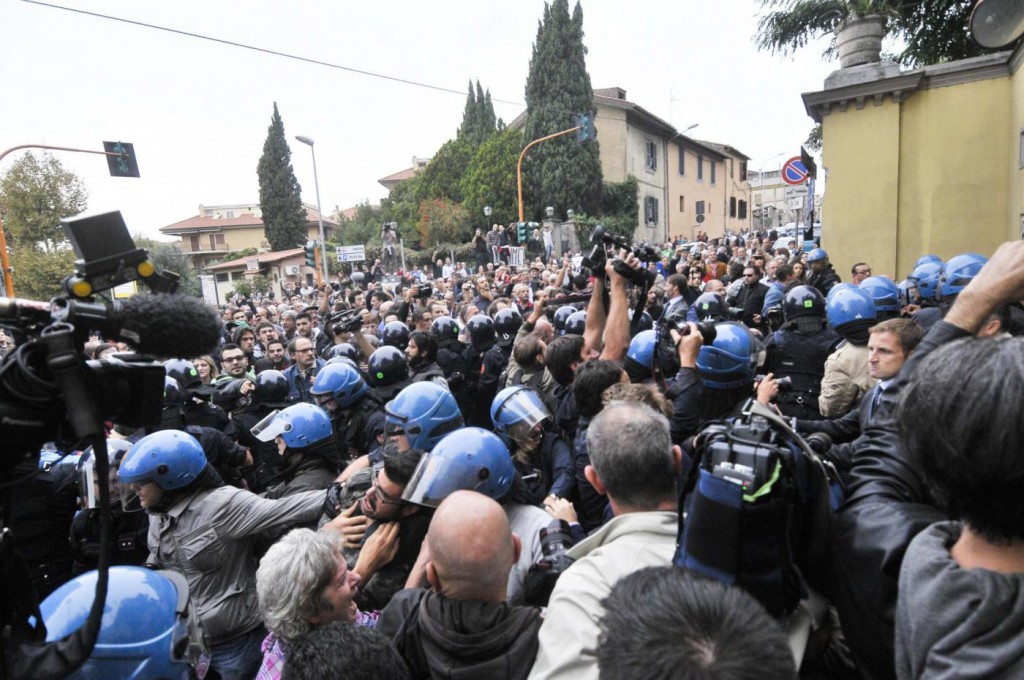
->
[376, 491, 543, 680]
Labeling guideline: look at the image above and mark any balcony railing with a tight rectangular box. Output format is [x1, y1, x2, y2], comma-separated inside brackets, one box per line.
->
[179, 240, 231, 254]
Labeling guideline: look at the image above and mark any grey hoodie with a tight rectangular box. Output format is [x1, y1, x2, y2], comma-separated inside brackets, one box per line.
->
[895, 521, 1024, 679]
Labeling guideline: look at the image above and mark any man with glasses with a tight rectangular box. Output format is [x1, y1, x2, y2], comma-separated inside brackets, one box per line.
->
[214, 343, 259, 414]
[851, 262, 873, 285]
[729, 266, 769, 331]
[284, 337, 324, 404]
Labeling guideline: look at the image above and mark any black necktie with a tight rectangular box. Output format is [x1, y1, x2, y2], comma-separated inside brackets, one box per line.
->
[869, 384, 884, 419]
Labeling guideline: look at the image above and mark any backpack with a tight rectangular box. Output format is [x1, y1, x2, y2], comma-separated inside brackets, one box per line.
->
[674, 400, 843, 619]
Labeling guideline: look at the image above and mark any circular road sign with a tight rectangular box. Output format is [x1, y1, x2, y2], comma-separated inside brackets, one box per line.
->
[782, 157, 808, 185]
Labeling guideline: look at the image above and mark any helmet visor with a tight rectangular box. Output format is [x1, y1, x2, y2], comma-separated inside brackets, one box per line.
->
[119, 480, 146, 512]
[495, 390, 550, 432]
[79, 450, 123, 509]
[251, 409, 286, 442]
[401, 451, 447, 508]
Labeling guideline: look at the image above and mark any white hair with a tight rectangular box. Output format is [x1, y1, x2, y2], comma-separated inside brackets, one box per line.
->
[256, 529, 340, 641]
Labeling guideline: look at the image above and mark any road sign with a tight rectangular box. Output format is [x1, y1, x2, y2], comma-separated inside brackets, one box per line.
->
[784, 184, 809, 198]
[336, 245, 366, 263]
[782, 157, 809, 185]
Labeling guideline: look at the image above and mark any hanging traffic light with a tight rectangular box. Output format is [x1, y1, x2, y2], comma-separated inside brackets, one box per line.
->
[304, 241, 317, 267]
[517, 222, 527, 243]
[574, 112, 596, 143]
[102, 141, 140, 178]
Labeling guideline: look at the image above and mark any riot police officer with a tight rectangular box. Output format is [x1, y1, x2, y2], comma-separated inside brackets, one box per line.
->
[763, 285, 841, 420]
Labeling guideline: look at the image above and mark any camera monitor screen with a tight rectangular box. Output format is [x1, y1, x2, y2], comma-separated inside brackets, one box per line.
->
[62, 211, 137, 263]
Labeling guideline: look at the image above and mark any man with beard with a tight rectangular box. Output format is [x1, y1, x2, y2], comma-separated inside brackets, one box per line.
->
[405, 330, 447, 386]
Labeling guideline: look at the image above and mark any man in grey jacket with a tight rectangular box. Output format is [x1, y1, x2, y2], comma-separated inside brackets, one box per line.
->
[528, 401, 681, 680]
[119, 430, 325, 680]
[894, 242, 1024, 679]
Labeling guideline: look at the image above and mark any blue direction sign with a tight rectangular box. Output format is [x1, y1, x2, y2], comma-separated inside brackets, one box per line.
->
[782, 156, 809, 186]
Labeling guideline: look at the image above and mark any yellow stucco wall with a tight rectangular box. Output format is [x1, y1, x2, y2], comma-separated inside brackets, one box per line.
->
[896, 78, 1011, 277]
[595, 105, 628, 183]
[822, 70, 1016, 281]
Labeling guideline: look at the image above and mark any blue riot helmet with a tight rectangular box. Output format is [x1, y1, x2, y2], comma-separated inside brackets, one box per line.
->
[310, 362, 368, 411]
[940, 252, 987, 300]
[696, 322, 761, 389]
[564, 311, 587, 336]
[491, 386, 551, 450]
[623, 330, 658, 383]
[251, 402, 332, 449]
[908, 261, 943, 303]
[40, 566, 204, 680]
[915, 254, 942, 268]
[385, 382, 463, 452]
[806, 248, 828, 263]
[691, 292, 729, 322]
[826, 286, 877, 331]
[553, 306, 575, 335]
[401, 427, 515, 507]
[859, 276, 900, 316]
[118, 430, 207, 512]
[825, 282, 857, 303]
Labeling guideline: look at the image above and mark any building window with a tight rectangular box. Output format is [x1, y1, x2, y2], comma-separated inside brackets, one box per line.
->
[730, 197, 737, 218]
[679, 195, 685, 212]
[645, 140, 657, 172]
[729, 159, 734, 179]
[739, 200, 748, 220]
[710, 161, 717, 185]
[740, 161, 747, 181]
[1020, 130, 1024, 169]
[678, 144, 685, 175]
[697, 154, 704, 181]
[695, 200, 705, 218]
[215, 273, 229, 283]
[645, 196, 659, 226]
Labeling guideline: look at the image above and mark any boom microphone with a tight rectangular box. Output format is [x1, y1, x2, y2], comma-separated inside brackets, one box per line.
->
[1, 294, 224, 358]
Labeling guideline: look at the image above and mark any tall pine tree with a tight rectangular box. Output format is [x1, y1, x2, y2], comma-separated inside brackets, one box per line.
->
[523, 0, 602, 221]
[257, 102, 308, 252]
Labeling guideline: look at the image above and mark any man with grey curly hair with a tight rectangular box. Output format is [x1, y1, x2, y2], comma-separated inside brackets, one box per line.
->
[254, 528, 369, 679]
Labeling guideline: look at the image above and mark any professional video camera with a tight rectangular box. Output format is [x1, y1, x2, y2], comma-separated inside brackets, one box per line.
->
[580, 225, 659, 287]
[328, 309, 364, 335]
[1, 211, 222, 678]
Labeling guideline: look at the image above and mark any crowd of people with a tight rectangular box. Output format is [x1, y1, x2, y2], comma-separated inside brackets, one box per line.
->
[16, 227, 1024, 680]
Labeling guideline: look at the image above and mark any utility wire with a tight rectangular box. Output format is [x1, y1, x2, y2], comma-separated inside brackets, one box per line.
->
[20, 0, 524, 107]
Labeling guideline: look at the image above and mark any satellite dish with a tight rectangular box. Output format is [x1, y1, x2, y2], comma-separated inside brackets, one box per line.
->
[970, 0, 1024, 49]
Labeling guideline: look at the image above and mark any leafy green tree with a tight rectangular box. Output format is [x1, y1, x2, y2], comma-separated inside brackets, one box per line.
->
[257, 102, 308, 251]
[337, 201, 383, 246]
[463, 127, 523, 227]
[417, 198, 470, 247]
[458, 80, 499, 148]
[8, 244, 76, 300]
[0, 151, 87, 252]
[755, 0, 1000, 67]
[133, 236, 201, 297]
[523, 0, 603, 220]
[416, 138, 473, 203]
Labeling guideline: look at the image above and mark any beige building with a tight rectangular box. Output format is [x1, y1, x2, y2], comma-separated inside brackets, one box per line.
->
[159, 202, 337, 272]
[204, 248, 306, 304]
[378, 157, 431, 192]
[668, 139, 750, 240]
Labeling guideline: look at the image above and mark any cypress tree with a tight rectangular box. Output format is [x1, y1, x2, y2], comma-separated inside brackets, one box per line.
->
[523, 0, 602, 220]
[458, 80, 478, 142]
[257, 102, 308, 252]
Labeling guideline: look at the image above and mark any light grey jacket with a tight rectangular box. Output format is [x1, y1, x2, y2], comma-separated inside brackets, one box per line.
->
[147, 486, 323, 646]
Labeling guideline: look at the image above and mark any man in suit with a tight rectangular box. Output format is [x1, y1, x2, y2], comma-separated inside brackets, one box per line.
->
[796, 317, 923, 473]
[659, 274, 689, 322]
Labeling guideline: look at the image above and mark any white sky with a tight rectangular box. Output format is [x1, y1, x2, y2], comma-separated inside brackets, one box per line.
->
[1, 0, 839, 240]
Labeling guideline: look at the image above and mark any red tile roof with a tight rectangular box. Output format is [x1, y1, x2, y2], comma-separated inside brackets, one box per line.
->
[206, 248, 305, 271]
[160, 207, 336, 234]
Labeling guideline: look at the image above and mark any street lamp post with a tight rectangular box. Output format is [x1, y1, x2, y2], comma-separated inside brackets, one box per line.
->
[294, 135, 330, 285]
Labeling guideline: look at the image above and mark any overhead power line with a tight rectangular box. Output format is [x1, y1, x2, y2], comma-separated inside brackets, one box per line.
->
[20, 0, 524, 107]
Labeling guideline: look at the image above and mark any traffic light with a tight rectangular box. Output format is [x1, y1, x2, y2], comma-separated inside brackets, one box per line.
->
[574, 112, 596, 143]
[517, 222, 527, 243]
[304, 241, 317, 267]
[102, 141, 140, 178]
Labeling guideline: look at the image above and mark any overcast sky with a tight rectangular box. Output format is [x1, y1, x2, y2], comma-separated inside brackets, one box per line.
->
[2, 0, 840, 240]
